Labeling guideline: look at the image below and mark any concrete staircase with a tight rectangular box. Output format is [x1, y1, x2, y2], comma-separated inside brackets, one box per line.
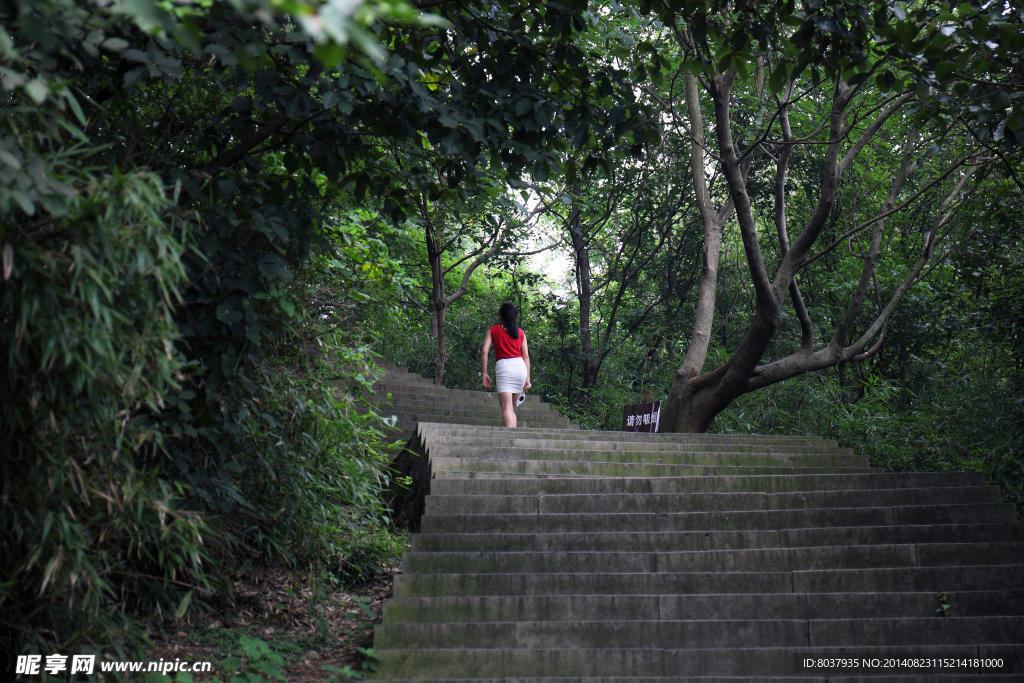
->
[367, 360, 577, 447]
[368, 361, 1024, 681]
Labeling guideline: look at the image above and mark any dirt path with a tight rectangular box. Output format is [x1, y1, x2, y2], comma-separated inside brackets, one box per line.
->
[149, 566, 399, 681]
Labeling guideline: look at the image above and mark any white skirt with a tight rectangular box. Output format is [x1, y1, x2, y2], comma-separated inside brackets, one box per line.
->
[495, 357, 527, 394]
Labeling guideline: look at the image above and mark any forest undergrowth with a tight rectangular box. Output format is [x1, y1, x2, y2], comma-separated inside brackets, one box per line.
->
[713, 365, 1024, 521]
[142, 537, 408, 683]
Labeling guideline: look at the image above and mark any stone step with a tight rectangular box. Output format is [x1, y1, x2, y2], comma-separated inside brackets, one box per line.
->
[428, 445, 858, 462]
[411, 523, 1024, 552]
[392, 416, 571, 430]
[383, 589, 1024, 622]
[419, 505, 1017, 534]
[367, 390, 547, 407]
[379, 427, 417, 446]
[391, 565, 1024, 598]
[423, 486, 1002, 515]
[432, 470, 603, 480]
[430, 456, 878, 478]
[369, 644, 1024, 678]
[373, 615, 1024, 650]
[391, 412, 571, 426]
[365, 404, 555, 422]
[426, 447, 866, 468]
[418, 424, 837, 447]
[384, 400, 563, 415]
[371, 398, 554, 414]
[389, 422, 573, 439]
[400, 543, 1024, 574]
[368, 678, 1020, 683]
[422, 435, 853, 455]
[374, 395, 553, 408]
[429, 472, 990, 496]
[379, 405, 558, 420]
[373, 381, 509, 400]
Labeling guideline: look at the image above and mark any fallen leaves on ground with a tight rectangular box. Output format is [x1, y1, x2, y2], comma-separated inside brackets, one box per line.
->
[148, 565, 400, 682]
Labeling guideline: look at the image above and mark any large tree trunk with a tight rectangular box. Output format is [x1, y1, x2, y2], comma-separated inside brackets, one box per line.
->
[422, 202, 503, 387]
[660, 69, 737, 432]
[426, 222, 449, 385]
[434, 304, 448, 386]
[664, 69, 834, 432]
[569, 202, 600, 400]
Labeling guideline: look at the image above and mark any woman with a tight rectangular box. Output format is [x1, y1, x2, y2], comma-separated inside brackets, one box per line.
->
[481, 303, 531, 428]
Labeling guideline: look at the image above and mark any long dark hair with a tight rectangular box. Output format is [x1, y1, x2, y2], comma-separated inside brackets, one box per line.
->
[498, 302, 519, 339]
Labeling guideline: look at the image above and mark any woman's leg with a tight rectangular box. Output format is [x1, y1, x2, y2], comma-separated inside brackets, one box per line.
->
[497, 392, 517, 428]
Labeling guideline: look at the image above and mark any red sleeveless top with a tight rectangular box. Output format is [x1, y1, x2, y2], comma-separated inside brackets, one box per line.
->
[490, 325, 524, 360]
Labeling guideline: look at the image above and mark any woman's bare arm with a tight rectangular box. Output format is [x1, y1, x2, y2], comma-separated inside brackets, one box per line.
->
[521, 332, 532, 390]
[481, 329, 493, 389]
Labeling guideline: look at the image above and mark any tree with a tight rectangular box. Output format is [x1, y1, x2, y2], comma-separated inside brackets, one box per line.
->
[0, 0, 657, 658]
[415, 184, 518, 385]
[645, 0, 1019, 432]
[553, 151, 700, 400]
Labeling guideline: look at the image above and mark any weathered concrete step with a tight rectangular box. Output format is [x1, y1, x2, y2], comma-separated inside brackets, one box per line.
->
[373, 373, 444, 384]
[391, 421, 572, 437]
[394, 416, 570, 429]
[384, 404, 561, 419]
[375, 396, 552, 410]
[424, 436, 853, 456]
[367, 678, 1019, 683]
[424, 487, 1002, 515]
[424, 433, 850, 452]
[365, 393, 548, 410]
[428, 448, 865, 468]
[399, 419, 574, 432]
[420, 505, 1017, 534]
[373, 381, 510, 400]
[418, 424, 836, 447]
[432, 471, 604, 480]
[429, 472, 990, 496]
[383, 590, 1024, 622]
[392, 565, 1024, 598]
[426, 445, 857, 462]
[374, 616, 1024, 650]
[370, 645, 1023, 677]
[382, 406, 558, 420]
[824, 677, 1021, 682]
[797, 564, 1024, 593]
[411, 524, 1024, 553]
[401, 543, 1024, 574]
[366, 404, 554, 421]
[381, 425, 416, 440]
[367, 647, 660, 678]
[393, 411, 571, 424]
[431, 456, 878, 478]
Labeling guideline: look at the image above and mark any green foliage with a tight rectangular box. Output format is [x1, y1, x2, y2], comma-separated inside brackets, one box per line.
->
[354, 647, 380, 673]
[936, 592, 950, 617]
[222, 635, 287, 682]
[0, 0, 424, 663]
[323, 662, 365, 680]
[142, 635, 286, 683]
[0, 166, 210, 657]
[710, 357, 1024, 520]
[641, 0, 1023, 155]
